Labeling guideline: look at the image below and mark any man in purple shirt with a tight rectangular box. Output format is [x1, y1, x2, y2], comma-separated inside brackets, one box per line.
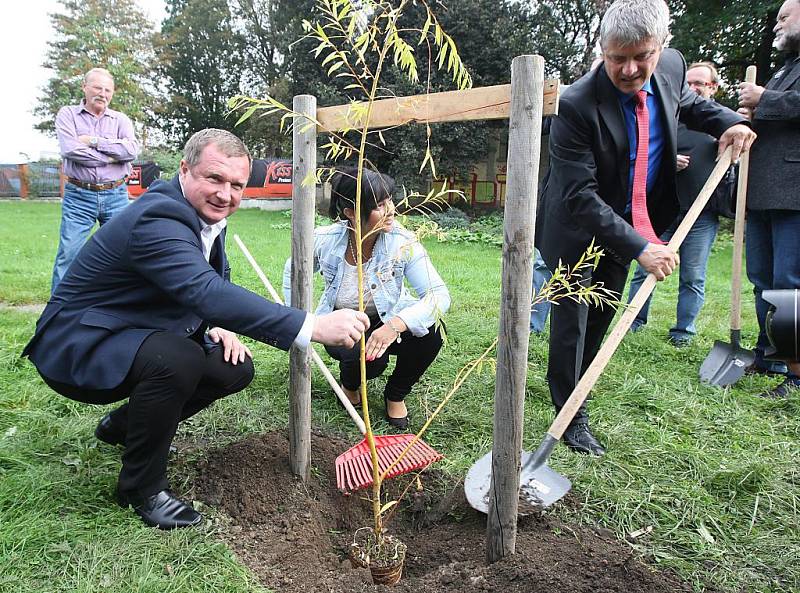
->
[52, 67, 140, 292]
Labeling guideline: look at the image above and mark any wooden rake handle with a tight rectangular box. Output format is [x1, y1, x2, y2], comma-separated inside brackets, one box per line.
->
[233, 234, 368, 435]
[548, 147, 735, 440]
[730, 65, 757, 342]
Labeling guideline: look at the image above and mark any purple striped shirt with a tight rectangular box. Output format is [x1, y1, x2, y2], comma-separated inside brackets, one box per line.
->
[55, 101, 140, 183]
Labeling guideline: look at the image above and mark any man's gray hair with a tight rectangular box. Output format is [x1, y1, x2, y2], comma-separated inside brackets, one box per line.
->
[599, 0, 670, 48]
[83, 68, 114, 85]
[183, 129, 252, 167]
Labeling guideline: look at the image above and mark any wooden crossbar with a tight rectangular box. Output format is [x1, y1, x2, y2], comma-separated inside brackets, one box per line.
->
[316, 80, 560, 133]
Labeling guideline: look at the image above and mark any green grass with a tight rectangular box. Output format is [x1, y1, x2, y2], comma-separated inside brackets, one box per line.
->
[0, 201, 798, 592]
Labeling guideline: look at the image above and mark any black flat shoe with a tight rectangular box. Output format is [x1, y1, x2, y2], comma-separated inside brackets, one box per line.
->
[562, 423, 605, 456]
[117, 488, 202, 529]
[336, 386, 362, 410]
[384, 394, 409, 431]
[95, 413, 126, 446]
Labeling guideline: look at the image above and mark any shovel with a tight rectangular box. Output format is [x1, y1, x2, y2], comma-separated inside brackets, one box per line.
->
[699, 66, 757, 386]
[233, 235, 443, 493]
[465, 147, 735, 514]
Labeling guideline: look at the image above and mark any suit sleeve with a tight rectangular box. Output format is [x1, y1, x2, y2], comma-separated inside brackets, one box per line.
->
[127, 204, 305, 350]
[548, 98, 648, 261]
[678, 82, 748, 137]
[754, 89, 800, 122]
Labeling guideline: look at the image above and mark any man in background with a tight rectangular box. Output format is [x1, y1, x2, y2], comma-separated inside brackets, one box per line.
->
[52, 67, 139, 292]
[738, 0, 800, 395]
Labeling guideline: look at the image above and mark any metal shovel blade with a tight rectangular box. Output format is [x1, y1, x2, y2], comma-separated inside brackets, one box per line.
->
[464, 450, 572, 515]
[699, 340, 755, 387]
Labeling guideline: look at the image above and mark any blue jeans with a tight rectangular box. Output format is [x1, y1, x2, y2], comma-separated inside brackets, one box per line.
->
[51, 182, 129, 293]
[627, 210, 719, 339]
[530, 248, 552, 333]
[746, 209, 800, 363]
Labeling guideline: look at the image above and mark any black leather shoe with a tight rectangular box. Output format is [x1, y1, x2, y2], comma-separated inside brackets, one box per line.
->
[95, 413, 178, 454]
[756, 377, 800, 399]
[117, 489, 202, 529]
[95, 413, 126, 447]
[562, 423, 606, 456]
[384, 395, 409, 431]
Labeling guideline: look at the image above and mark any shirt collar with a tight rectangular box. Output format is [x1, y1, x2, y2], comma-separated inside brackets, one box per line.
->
[615, 79, 654, 104]
[78, 100, 116, 118]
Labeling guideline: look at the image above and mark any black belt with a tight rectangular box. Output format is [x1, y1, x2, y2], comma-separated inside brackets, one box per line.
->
[67, 177, 127, 191]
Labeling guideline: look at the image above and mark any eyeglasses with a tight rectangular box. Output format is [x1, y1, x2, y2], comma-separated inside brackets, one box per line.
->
[687, 80, 717, 88]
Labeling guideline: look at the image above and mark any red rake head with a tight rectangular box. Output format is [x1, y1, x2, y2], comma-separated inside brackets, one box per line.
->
[335, 434, 443, 493]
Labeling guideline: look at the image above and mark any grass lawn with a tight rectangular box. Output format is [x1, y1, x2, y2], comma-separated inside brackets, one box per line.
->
[0, 200, 797, 593]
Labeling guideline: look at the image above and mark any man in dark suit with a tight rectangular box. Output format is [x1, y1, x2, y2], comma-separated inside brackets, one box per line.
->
[536, 0, 754, 455]
[738, 0, 800, 397]
[22, 129, 369, 529]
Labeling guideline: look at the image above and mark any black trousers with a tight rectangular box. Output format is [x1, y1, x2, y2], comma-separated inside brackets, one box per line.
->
[42, 332, 254, 497]
[547, 254, 629, 425]
[324, 321, 444, 402]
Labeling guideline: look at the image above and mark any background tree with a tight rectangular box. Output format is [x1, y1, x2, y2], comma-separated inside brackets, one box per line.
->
[34, 0, 156, 139]
[270, 0, 539, 189]
[229, 0, 302, 156]
[668, 0, 781, 96]
[156, 0, 246, 145]
[528, 0, 610, 80]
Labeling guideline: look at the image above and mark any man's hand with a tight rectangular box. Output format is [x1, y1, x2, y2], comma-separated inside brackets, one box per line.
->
[736, 107, 754, 122]
[737, 82, 765, 109]
[717, 124, 757, 163]
[208, 327, 252, 364]
[676, 154, 690, 172]
[636, 243, 679, 281]
[312, 309, 370, 348]
[77, 134, 93, 146]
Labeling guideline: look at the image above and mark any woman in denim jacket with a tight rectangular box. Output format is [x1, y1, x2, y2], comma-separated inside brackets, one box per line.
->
[283, 168, 449, 428]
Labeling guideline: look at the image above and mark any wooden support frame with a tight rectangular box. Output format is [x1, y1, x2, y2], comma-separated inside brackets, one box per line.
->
[289, 56, 553, 561]
[316, 80, 559, 133]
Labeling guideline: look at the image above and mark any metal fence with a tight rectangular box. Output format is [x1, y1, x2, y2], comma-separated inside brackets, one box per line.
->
[0, 163, 63, 198]
[27, 162, 62, 198]
[0, 165, 24, 197]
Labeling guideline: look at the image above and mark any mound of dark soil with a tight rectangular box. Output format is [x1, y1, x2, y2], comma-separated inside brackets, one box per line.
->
[191, 431, 692, 593]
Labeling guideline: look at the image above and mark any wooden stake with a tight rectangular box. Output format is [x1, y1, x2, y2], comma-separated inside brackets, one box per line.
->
[486, 55, 545, 563]
[288, 94, 317, 481]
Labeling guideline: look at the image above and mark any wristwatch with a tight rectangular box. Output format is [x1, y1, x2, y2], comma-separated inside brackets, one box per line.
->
[89, 136, 98, 147]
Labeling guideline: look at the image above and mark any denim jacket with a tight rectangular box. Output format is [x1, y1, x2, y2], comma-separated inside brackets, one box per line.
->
[283, 221, 450, 336]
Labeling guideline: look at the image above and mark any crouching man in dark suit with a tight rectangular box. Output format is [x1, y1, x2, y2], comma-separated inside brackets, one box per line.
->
[535, 0, 755, 455]
[22, 129, 370, 529]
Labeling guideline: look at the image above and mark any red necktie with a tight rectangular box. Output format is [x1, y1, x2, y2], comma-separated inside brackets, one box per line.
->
[631, 90, 664, 245]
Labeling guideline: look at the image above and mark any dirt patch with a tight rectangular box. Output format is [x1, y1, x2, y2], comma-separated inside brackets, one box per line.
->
[191, 431, 693, 593]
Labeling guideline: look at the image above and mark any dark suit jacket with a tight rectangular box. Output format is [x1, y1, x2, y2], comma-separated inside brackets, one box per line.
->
[748, 54, 800, 211]
[676, 122, 736, 217]
[22, 176, 306, 390]
[535, 48, 745, 270]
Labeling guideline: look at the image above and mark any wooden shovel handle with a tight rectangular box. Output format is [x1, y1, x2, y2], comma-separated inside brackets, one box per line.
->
[730, 65, 757, 339]
[233, 234, 367, 435]
[548, 147, 735, 439]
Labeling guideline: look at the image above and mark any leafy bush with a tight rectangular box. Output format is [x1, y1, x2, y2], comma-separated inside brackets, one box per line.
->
[428, 207, 470, 229]
[401, 209, 504, 247]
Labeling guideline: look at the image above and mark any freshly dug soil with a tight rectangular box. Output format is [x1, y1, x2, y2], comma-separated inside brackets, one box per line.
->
[191, 431, 692, 593]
